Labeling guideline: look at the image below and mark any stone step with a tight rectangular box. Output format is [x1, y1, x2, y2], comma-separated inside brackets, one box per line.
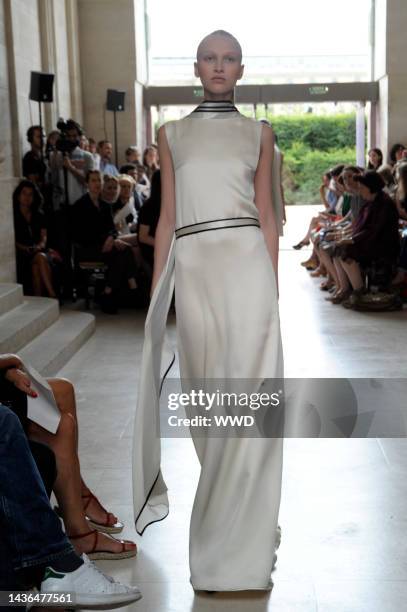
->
[19, 311, 95, 376]
[0, 297, 59, 354]
[0, 284, 23, 317]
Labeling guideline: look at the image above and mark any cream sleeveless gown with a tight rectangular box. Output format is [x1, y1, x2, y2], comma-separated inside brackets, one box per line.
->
[132, 100, 284, 591]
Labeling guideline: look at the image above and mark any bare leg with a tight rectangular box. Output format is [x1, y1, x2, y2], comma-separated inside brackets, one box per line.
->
[339, 258, 364, 290]
[37, 253, 57, 298]
[334, 257, 351, 293]
[315, 246, 339, 286]
[31, 258, 42, 296]
[27, 378, 136, 555]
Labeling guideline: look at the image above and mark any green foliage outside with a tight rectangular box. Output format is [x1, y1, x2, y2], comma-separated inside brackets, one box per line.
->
[266, 114, 357, 205]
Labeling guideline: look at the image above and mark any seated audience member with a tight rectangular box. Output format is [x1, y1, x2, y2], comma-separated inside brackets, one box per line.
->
[101, 173, 120, 205]
[135, 162, 151, 200]
[79, 134, 89, 151]
[137, 170, 161, 274]
[119, 164, 144, 210]
[48, 120, 94, 209]
[70, 170, 138, 313]
[13, 180, 60, 298]
[316, 166, 364, 299]
[0, 353, 137, 560]
[394, 163, 407, 221]
[98, 140, 118, 176]
[113, 175, 138, 234]
[125, 146, 141, 165]
[142, 145, 159, 181]
[45, 130, 60, 158]
[293, 165, 345, 254]
[22, 125, 47, 190]
[377, 164, 397, 198]
[334, 172, 399, 306]
[389, 143, 406, 167]
[88, 138, 101, 170]
[367, 148, 383, 170]
[0, 393, 140, 604]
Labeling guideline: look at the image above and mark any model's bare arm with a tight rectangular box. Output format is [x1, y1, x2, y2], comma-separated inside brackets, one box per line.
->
[254, 124, 279, 292]
[150, 125, 176, 296]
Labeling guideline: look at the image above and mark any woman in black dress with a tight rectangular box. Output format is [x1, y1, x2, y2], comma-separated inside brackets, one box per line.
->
[13, 180, 58, 298]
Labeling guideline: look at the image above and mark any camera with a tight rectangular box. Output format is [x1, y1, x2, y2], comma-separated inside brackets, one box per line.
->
[55, 118, 82, 155]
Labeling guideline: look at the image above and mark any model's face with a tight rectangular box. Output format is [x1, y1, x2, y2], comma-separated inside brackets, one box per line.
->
[102, 180, 120, 202]
[194, 35, 244, 99]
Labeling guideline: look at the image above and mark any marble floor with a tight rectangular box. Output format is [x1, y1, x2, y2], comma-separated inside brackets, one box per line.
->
[59, 205, 407, 611]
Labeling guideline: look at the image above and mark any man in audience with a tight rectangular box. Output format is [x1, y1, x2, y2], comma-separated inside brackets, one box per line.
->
[98, 140, 119, 176]
[125, 146, 141, 165]
[48, 120, 94, 209]
[22, 126, 47, 191]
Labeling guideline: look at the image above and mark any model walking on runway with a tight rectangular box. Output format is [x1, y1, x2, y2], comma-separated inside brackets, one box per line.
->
[133, 29, 284, 592]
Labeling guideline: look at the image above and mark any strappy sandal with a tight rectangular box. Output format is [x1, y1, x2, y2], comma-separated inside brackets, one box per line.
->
[82, 492, 124, 534]
[69, 528, 137, 561]
[293, 240, 310, 250]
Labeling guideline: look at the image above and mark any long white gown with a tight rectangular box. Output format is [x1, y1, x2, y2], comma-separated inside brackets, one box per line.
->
[132, 99, 284, 591]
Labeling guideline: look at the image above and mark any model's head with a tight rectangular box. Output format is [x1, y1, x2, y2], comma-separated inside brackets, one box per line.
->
[194, 30, 244, 100]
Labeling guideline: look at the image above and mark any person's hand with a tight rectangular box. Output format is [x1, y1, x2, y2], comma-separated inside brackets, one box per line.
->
[5, 368, 38, 398]
[325, 233, 335, 242]
[114, 239, 127, 251]
[63, 156, 74, 170]
[102, 236, 114, 253]
[0, 354, 23, 370]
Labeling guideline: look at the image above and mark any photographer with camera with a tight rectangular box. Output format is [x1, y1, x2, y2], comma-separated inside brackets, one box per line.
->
[47, 120, 94, 299]
[48, 119, 94, 210]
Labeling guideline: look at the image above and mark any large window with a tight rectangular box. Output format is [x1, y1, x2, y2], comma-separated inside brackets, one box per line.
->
[147, 0, 372, 85]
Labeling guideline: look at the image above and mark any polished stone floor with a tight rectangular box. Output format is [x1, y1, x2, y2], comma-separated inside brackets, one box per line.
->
[59, 205, 407, 611]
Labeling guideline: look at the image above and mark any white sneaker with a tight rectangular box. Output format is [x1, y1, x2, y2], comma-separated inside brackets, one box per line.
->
[40, 553, 142, 609]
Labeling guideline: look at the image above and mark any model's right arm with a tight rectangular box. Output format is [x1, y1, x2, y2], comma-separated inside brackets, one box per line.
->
[150, 124, 176, 296]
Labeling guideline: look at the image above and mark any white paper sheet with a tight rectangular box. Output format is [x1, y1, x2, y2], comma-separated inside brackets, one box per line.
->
[23, 363, 61, 433]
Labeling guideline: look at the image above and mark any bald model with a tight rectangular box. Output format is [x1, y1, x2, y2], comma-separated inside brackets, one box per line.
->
[196, 29, 243, 62]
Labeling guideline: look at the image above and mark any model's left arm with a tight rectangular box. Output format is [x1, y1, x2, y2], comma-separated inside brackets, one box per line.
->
[254, 124, 279, 294]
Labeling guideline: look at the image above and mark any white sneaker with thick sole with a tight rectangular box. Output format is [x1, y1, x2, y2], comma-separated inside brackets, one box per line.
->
[40, 553, 142, 609]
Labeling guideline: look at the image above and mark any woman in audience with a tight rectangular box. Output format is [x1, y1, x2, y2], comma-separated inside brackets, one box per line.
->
[377, 164, 397, 197]
[333, 172, 399, 305]
[389, 143, 405, 166]
[0, 353, 137, 560]
[13, 180, 59, 298]
[101, 173, 120, 204]
[137, 169, 161, 274]
[113, 175, 138, 234]
[88, 138, 101, 170]
[367, 148, 383, 170]
[142, 146, 159, 181]
[71, 170, 138, 313]
[394, 163, 407, 221]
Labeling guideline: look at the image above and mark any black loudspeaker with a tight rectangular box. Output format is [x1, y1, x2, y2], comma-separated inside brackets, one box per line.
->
[29, 71, 54, 102]
[106, 89, 125, 111]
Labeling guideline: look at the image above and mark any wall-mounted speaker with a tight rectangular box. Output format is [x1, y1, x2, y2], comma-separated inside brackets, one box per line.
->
[106, 89, 125, 112]
[29, 71, 54, 102]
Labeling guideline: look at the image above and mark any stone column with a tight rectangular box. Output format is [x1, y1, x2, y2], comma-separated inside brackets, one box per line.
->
[374, 0, 407, 160]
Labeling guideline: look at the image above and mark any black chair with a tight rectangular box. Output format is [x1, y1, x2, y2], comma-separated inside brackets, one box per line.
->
[72, 244, 107, 309]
